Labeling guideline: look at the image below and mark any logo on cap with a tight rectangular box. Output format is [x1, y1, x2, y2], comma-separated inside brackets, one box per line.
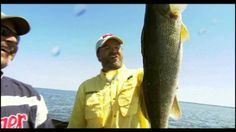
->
[102, 33, 113, 39]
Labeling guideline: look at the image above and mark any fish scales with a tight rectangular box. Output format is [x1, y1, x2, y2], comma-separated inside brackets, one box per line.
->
[141, 4, 187, 128]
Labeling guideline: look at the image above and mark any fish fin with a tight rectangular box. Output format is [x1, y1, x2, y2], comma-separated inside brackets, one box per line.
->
[181, 22, 190, 43]
[138, 107, 150, 128]
[170, 96, 182, 120]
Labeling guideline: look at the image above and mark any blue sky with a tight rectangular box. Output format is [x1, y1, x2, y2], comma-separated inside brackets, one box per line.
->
[1, 4, 235, 107]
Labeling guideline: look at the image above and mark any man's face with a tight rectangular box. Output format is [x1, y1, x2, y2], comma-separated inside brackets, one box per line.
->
[97, 39, 123, 72]
[1, 21, 19, 69]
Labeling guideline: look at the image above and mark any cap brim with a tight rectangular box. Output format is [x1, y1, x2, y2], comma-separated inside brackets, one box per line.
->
[2, 16, 30, 35]
[103, 36, 123, 45]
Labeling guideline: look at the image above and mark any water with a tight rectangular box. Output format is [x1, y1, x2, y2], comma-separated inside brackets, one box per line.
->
[37, 88, 235, 128]
[168, 102, 235, 128]
[37, 88, 76, 122]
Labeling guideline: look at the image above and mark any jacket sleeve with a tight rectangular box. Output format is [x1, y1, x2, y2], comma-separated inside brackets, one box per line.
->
[35, 95, 55, 128]
[67, 84, 86, 128]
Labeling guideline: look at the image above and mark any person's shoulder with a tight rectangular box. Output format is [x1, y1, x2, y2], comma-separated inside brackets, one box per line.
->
[81, 74, 100, 86]
[126, 67, 143, 75]
[136, 68, 143, 73]
[76, 74, 100, 94]
[1, 76, 41, 99]
[2, 76, 32, 87]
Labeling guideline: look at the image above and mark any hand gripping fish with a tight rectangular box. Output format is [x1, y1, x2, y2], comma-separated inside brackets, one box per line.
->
[141, 4, 189, 128]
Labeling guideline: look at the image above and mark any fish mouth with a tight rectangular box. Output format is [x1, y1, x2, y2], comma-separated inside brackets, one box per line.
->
[169, 12, 179, 19]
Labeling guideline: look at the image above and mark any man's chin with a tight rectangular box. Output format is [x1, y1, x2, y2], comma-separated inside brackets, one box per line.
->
[1, 63, 8, 69]
[112, 62, 122, 69]
[1, 58, 11, 69]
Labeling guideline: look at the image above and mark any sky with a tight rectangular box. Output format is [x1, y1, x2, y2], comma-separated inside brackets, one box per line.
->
[1, 4, 235, 107]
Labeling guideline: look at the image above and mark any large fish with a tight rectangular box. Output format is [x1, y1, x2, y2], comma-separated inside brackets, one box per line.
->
[141, 4, 189, 128]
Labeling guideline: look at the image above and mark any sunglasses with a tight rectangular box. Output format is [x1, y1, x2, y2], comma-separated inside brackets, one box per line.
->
[1, 25, 19, 54]
[1, 25, 20, 44]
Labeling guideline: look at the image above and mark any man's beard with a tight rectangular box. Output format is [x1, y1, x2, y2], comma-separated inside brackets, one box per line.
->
[102, 57, 123, 71]
[1, 56, 12, 69]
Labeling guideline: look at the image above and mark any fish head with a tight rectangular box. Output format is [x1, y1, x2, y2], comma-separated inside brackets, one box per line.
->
[155, 4, 187, 19]
[169, 4, 188, 18]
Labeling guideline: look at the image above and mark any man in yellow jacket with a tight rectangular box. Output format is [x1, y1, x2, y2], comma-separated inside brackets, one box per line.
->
[67, 33, 181, 128]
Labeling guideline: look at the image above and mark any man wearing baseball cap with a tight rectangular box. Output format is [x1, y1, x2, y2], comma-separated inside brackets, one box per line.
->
[68, 33, 181, 128]
[1, 12, 54, 128]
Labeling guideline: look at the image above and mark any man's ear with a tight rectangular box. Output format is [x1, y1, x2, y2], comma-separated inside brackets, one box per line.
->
[9, 46, 18, 61]
[97, 50, 101, 62]
[9, 54, 16, 61]
[97, 54, 101, 62]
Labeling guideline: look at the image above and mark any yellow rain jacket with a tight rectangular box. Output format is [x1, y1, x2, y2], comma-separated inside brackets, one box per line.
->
[68, 65, 180, 128]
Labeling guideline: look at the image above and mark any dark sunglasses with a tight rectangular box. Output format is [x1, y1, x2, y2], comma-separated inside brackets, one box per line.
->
[100, 44, 123, 51]
[1, 25, 20, 44]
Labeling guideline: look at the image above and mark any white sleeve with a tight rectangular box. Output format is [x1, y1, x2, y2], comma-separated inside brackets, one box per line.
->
[35, 95, 49, 128]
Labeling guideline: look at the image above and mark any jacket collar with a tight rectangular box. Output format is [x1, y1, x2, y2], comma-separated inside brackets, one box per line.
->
[100, 64, 127, 82]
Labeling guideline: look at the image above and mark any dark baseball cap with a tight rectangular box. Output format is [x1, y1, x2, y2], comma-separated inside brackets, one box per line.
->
[1, 12, 30, 35]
